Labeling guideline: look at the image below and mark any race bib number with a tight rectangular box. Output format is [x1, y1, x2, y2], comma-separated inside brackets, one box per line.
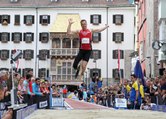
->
[81, 38, 90, 44]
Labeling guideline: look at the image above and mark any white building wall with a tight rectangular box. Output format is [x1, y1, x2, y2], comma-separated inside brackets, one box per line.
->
[107, 7, 135, 79]
[158, 0, 166, 62]
[0, 6, 135, 81]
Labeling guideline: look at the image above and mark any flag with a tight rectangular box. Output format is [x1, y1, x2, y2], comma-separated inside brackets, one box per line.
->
[118, 49, 120, 71]
[134, 60, 146, 87]
[16, 59, 19, 72]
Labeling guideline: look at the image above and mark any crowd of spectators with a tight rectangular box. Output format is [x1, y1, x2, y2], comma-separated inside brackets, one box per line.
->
[0, 69, 51, 119]
[70, 70, 166, 110]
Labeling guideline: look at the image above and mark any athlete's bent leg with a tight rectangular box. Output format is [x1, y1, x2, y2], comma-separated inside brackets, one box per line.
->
[79, 60, 88, 76]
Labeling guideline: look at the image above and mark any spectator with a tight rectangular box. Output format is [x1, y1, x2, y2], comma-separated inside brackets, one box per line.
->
[32, 78, 43, 96]
[129, 74, 141, 109]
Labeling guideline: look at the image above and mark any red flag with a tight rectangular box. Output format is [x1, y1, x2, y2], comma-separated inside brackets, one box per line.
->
[16, 59, 19, 72]
[118, 49, 120, 71]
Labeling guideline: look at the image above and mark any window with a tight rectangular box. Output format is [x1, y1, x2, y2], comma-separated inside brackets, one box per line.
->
[39, 33, 49, 43]
[90, 68, 101, 77]
[23, 50, 33, 60]
[0, 15, 10, 25]
[24, 15, 34, 25]
[12, 33, 22, 43]
[10, 0, 18, 2]
[14, 15, 20, 25]
[92, 33, 101, 43]
[112, 69, 124, 79]
[22, 68, 33, 77]
[0, 33, 10, 43]
[90, 15, 101, 25]
[73, 38, 79, 48]
[39, 50, 49, 60]
[112, 50, 124, 59]
[24, 32, 34, 43]
[0, 50, 9, 60]
[38, 68, 47, 78]
[0, 68, 9, 72]
[51, 0, 58, 2]
[62, 38, 71, 48]
[82, 0, 89, 2]
[90, 50, 101, 59]
[40, 15, 50, 25]
[113, 15, 123, 25]
[113, 32, 124, 43]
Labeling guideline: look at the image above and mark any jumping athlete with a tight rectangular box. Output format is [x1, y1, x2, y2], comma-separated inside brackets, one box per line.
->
[67, 18, 109, 80]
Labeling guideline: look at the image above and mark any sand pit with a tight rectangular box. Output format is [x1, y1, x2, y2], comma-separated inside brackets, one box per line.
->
[27, 109, 166, 119]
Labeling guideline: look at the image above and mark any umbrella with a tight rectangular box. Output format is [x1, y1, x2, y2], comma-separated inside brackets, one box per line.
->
[134, 60, 146, 87]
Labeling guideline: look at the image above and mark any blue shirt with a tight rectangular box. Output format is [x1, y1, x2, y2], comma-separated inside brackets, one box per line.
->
[32, 82, 42, 96]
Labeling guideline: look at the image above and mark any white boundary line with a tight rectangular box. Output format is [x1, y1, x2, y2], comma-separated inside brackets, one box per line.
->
[64, 101, 73, 110]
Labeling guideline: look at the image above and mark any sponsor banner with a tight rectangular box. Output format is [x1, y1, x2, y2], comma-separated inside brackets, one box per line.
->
[16, 104, 37, 119]
[52, 98, 64, 107]
[39, 101, 48, 109]
[115, 98, 127, 109]
[151, 105, 166, 112]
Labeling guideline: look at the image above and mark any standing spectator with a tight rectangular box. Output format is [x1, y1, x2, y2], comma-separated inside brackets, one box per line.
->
[23, 74, 34, 105]
[159, 76, 166, 105]
[17, 77, 24, 103]
[62, 85, 68, 98]
[129, 74, 141, 109]
[83, 88, 87, 101]
[32, 78, 43, 96]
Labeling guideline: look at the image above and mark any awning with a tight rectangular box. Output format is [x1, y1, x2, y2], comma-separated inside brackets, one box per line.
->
[49, 13, 81, 33]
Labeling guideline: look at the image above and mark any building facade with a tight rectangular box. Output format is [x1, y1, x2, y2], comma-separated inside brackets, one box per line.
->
[158, 0, 166, 72]
[0, 0, 135, 86]
[136, 0, 159, 78]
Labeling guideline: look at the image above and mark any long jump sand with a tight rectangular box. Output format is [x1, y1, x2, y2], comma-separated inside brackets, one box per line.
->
[27, 109, 166, 119]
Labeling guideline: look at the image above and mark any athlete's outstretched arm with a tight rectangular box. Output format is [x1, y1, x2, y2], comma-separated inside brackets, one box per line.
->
[91, 24, 109, 33]
[67, 18, 79, 35]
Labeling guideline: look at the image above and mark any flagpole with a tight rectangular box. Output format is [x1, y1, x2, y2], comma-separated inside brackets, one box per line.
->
[118, 49, 124, 93]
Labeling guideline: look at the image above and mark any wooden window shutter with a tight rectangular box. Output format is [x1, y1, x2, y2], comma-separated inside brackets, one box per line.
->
[31, 50, 34, 59]
[121, 33, 124, 41]
[39, 33, 41, 41]
[113, 50, 116, 59]
[32, 16, 34, 24]
[0, 15, 2, 23]
[48, 15, 50, 24]
[23, 33, 26, 41]
[47, 50, 50, 58]
[113, 15, 116, 24]
[99, 50, 101, 59]
[90, 15, 93, 24]
[40, 15, 42, 24]
[7, 15, 10, 23]
[0, 33, 1, 41]
[20, 33, 22, 41]
[121, 15, 123, 23]
[23, 50, 25, 59]
[32, 33, 34, 41]
[113, 33, 115, 41]
[24, 16, 27, 24]
[98, 33, 101, 41]
[99, 15, 101, 23]
[7, 33, 10, 41]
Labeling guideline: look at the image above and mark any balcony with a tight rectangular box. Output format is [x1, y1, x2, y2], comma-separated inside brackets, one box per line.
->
[50, 48, 79, 56]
